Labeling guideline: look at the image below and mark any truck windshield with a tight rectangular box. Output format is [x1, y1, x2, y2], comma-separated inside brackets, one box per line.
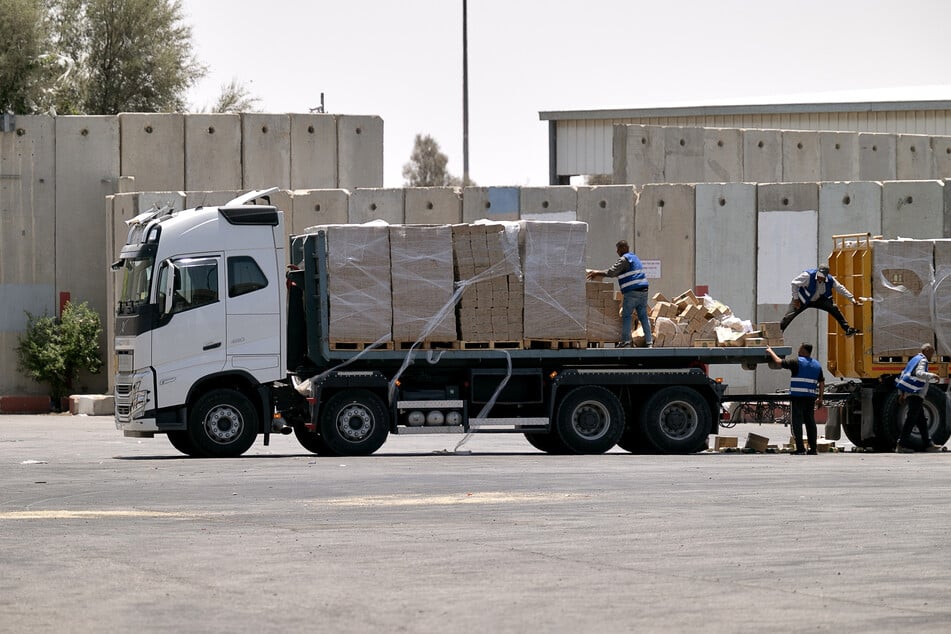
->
[118, 257, 155, 313]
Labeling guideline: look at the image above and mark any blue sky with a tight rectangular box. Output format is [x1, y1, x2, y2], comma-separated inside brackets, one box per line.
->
[181, 0, 951, 187]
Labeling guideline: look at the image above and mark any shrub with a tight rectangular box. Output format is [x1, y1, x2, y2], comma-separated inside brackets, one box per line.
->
[16, 301, 103, 407]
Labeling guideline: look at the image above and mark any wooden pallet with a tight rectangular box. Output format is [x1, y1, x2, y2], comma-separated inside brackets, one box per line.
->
[329, 340, 395, 351]
[457, 340, 523, 350]
[394, 340, 459, 350]
[523, 338, 588, 350]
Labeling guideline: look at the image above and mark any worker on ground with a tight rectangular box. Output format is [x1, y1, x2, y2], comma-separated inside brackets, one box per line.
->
[780, 265, 861, 336]
[587, 240, 652, 348]
[766, 342, 824, 455]
[895, 343, 944, 453]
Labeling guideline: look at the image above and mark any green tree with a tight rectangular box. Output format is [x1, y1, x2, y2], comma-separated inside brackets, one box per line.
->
[16, 301, 103, 406]
[0, 0, 50, 113]
[210, 77, 261, 113]
[403, 133, 469, 187]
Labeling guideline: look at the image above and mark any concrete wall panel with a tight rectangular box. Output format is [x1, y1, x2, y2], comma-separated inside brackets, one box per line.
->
[119, 113, 184, 191]
[881, 180, 944, 239]
[743, 129, 782, 183]
[291, 189, 350, 235]
[241, 114, 291, 190]
[577, 185, 635, 270]
[756, 183, 819, 393]
[337, 115, 383, 190]
[634, 184, 695, 299]
[782, 130, 820, 182]
[664, 126, 704, 183]
[55, 115, 120, 393]
[859, 133, 896, 181]
[818, 182, 883, 257]
[519, 186, 577, 217]
[290, 113, 337, 189]
[702, 128, 743, 183]
[349, 188, 404, 224]
[184, 114, 241, 191]
[933, 137, 951, 179]
[897, 134, 936, 180]
[404, 187, 462, 224]
[819, 132, 859, 181]
[462, 186, 519, 222]
[696, 183, 757, 394]
[612, 124, 664, 185]
[185, 190, 241, 209]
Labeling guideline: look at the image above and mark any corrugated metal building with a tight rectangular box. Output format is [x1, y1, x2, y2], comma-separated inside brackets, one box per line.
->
[539, 99, 951, 183]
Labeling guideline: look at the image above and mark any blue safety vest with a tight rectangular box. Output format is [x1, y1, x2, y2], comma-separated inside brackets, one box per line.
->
[897, 353, 928, 395]
[797, 269, 835, 304]
[618, 252, 649, 293]
[790, 356, 822, 398]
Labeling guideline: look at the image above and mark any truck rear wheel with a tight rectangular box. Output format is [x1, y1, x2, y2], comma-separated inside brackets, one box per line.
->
[187, 389, 258, 458]
[877, 387, 950, 451]
[523, 431, 571, 454]
[554, 386, 624, 454]
[319, 390, 389, 456]
[639, 386, 711, 454]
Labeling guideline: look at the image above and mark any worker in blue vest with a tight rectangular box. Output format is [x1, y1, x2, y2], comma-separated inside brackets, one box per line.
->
[587, 240, 653, 348]
[766, 343, 825, 454]
[895, 343, 943, 453]
[780, 265, 861, 336]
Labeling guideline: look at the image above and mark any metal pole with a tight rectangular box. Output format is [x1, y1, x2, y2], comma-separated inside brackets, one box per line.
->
[462, 0, 469, 186]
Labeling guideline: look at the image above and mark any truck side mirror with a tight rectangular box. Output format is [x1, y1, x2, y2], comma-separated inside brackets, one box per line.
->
[162, 262, 176, 315]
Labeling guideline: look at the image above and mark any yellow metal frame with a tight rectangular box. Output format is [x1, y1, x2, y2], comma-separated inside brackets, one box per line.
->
[827, 233, 948, 381]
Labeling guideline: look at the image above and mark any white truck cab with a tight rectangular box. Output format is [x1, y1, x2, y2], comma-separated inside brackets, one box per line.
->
[113, 189, 287, 456]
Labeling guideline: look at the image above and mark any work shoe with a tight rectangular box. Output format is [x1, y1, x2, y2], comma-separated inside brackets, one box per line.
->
[924, 443, 943, 452]
[645, 342, 654, 348]
[896, 445, 915, 453]
[807, 449, 818, 455]
[791, 450, 806, 455]
[844, 327, 860, 337]
[616, 341, 631, 348]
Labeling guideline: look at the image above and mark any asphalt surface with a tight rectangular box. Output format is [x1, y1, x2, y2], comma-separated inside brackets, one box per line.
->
[2, 414, 950, 633]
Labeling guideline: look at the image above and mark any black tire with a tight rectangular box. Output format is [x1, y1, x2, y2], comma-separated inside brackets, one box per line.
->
[616, 424, 655, 453]
[293, 423, 336, 456]
[841, 420, 866, 447]
[553, 386, 625, 454]
[523, 431, 571, 454]
[639, 386, 711, 454]
[187, 389, 259, 458]
[319, 390, 389, 456]
[166, 430, 206, 457]
[877, 386, 950, 451]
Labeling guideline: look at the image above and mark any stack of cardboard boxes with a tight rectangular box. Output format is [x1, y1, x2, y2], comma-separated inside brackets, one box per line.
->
[520, 220, 587, 341]
[389, 225, 457, 343]
[451, 223, 523, 343]
[585, 281, 622, 343]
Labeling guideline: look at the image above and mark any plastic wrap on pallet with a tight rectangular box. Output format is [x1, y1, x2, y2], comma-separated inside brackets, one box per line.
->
[318, 221, 393, 342]
[453, 221, 524, 342]
[872, 239, 934, 356]
[389, 225, 457, 342]
[933, 239, 951, 356]
[519, 220, 588, 340]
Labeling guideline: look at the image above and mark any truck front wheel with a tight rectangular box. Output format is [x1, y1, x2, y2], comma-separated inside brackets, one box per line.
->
[639, 386, 711, 454]
[187, 389, 259, 457]
[319, 390, 389, 456]
[167, 430, 206, 457]
[554, 386, 624, 454]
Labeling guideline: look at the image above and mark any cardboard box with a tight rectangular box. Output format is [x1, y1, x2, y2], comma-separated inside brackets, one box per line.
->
[714, 436, 738, 450]
[745, 433, 769, 453]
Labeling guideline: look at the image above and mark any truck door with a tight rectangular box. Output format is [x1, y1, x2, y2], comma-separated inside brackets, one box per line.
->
[152, 256, 226, 409]
[224, 253, 282, 380]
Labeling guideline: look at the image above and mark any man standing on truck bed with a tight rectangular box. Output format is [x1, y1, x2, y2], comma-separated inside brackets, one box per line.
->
[587, 240, 652, 348]
[895, 343, 944, 453]
[780, 265, 861, 336]
[766, 343, 824, 455]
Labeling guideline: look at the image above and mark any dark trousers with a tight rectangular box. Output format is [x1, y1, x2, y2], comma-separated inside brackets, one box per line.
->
[899, 394, 932, 447]
[780, 297, 849, 331]
[790, 397, 818, 452]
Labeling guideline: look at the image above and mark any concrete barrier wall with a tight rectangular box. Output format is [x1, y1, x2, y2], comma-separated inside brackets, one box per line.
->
[185, 114, 241, 191]
[404, 187, 463, 224]
[664, 126, 704, 184]
[882, 180, 944, 239]
[782, 131, 820, 182]
[291, 189, 350, 234]
[576, 185, 635, 270]
[819, 132, 859, 181]
[242, 114, 291, 190]
[859, 133, 897, 181]
[933, 136, 951, 179]
[696, 183, 757, 394]
[120, 113, 185, 191]
[635, 184, 695, 299]
[337, 115, 384, 190]
[462, 186, 520, 222]
[897, 134, 936, 181]
[349, 188, 405, 224]
[743, 129, 783, 183]
[290, 113, 337, 189]
[703, 128, 743, 183]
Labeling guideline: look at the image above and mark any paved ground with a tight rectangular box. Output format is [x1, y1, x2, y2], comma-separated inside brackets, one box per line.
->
[1, 415, 950, 633]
